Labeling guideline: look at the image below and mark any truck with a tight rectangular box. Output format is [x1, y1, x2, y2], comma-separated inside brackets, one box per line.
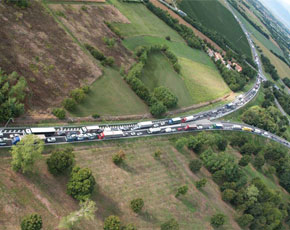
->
[99, 130, 124, 139]
[181, 116, 195, 123]
[12, 136, 23, 145]
[85, 125, 102, 133]
[226, 103, 234, 109]
[213, 123, 224, 129]
[147, 128, 161, 134]
[136, 121, 153, 129]
[242, 127, 253, 132]
[168, 117, 181, 125]
[232, 125, 242, 130]
[185, 124, 197, 130]
[30, 127, 56, 136]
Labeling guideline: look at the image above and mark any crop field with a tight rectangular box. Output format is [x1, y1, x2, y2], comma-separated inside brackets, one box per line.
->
[71, 68, 149, 117]
[179, 0, 252, 58]
[110, 0, 184, 42]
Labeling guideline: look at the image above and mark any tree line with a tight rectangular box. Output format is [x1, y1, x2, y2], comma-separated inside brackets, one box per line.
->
[261, 54, 280, 81]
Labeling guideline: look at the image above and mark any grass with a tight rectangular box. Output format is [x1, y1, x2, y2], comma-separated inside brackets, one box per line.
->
[70, 68, 149, 116]
[109, 0, 184, 43]
[179, 0, 252, 58]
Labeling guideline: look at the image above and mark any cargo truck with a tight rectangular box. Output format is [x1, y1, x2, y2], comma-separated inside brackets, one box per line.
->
[213, 123, 224, 129]
[99, 130, 124, 139]
[181, 116, 195, 123]
[168, 117, 181, 125]
[185, 124, 197, 130]
[147, 128, 161, 134]
[136, 121, 153, 129]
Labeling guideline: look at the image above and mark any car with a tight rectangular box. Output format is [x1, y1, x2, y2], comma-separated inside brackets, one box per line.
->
[87, 133, 95, 140]
[137, 132, 142, 136]
[160, 121, 166, 126]
[0, 132, 3, 137]
[46, 137, 56, 143]
[0, 142, 6, 146]
[77, 135, 85, 141]
[153, 123, 159, 127]
[130, 132, 136, 136]
[165, 128, 172, 133]
[177, 127, 183, 131]
[171, 128, 176, 132]
[121, 127, 129, 131]
[197, 126, 203, 130]
[57, 131, 66, 136]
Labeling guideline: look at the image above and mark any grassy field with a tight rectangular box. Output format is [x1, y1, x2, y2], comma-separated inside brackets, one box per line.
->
[179, 0, 252, 58]
[71, 68, 149, 116]
[109, 0, 184, 43]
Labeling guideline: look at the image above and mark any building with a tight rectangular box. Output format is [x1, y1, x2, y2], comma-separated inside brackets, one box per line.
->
[234, 63, 243, 72]
[207, 48, 214, 57]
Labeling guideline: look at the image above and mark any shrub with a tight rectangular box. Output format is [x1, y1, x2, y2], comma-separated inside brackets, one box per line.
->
[82, 85, 90, 94]
[112, 150, 126, 165]
[123, 223, 137, 230]
[195, 178, 207, 189]
[160, 218, 179, 230]
[222, 189, 236, 202]
[150, 102, 167, 118]
[62, 98, 77, 111]
[70, 88, 86, 103]
[175, 185, 188, 197]
[67, 166, 96, 201]
[52, 108, 66, 120]
[7, 0, 29, 8]
[154, 149, 162, 159]
[175, 137, 188, 150]
[189, 159, 203, 173]
[215, 136, 228, 151]
[92, 113, 100, 119]
[237, 214, 254, 227]
[210, 214, 226, 228]
[173, 63, 181, 73]
[47, 148, 75, 176]
[104, 215, 121, 230]
[165, 36, 171, 41]
[103, 37, 116, 47]
[105, 56, 115, 67]
[21, 214, 42, 230]
[130, 198, 144, 213]
[153, 86, 178, 109]
[84, 43, 106, 61]
[239, 155, 251, 167]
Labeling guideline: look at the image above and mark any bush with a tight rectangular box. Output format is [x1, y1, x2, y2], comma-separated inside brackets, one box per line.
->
[150, 101, 167, 118]
[173, 63, 181, 73]
[175, 137, 188, 150]
[175, 185, 188, 197]
[153, 149, 162, 159]
[237, 214, 254, 227]
[52, 108, 66, 120]
[104, 215, 121, 230]
[103, 37, 116, 47]
[62, 98, 77, 111]
[165, 36, 171, 41]
[215, 136, 227, 151]
[153, 86, 178, 109]
[21, 214, 42, 230]
[160, 218, 179, 230]
[6, 0, 29, 8]
[67, 166, 96, 201]
[210, 214, 226, 228]
[189, 159, 202, 173]
[47, 148, 75, 176]
[82, 85, 90, 94]
[222, 189, 236, 202]
[239, 155, 251, 167]
[102, 56, 115, 67]
[70, 88, 86, 103]
[92, 113, 100, 119]
[130, 198, 144, 213]
[123, 223, 137, 230]
[112, 150, 126, 165]
[195, 178, 207, 189]
[84, 43, 106, 61]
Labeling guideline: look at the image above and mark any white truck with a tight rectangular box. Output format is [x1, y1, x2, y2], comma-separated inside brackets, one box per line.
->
[147, 128, 161, 134]
[136, 121, 153, 129]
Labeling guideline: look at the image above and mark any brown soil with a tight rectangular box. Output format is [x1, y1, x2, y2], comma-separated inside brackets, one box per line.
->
[150, 0, 225, 53]
[48, 4, 134, 70]
[0, 1, 102, 112]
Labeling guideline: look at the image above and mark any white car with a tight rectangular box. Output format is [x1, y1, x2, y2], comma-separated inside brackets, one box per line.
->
[136, 132, 142, 136]
[46, 137, 56, 143]
[197, 126, 203, 130]
[130, 132, 136, 136]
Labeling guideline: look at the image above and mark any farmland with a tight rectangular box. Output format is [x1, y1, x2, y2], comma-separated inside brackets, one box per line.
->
[179, 0, 252, 58]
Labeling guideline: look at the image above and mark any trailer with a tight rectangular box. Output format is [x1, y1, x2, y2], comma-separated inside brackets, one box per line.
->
[213, 123, 224, 129]
[147, 128, 161, 134]
[136, 121, 153, 129]
[185, 124, 197, 130]
[232, 125, 242, 130]
[99, 130, 124, 139]
[30, 127, 56, 136]
[182, 115, 195, 123]
[168, 117, 181, 125]
[85, 126, 102, 133]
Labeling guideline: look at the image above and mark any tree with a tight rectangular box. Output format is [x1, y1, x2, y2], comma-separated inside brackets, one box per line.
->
[253, 154, 265, 169]
[215, 135, 228, 151]
[153, 86, 178, 109]
[189, 159, 203, 173]
[222, 189, 236, 202]
[104, 215, 121, 230]
[112, 150, 126, 165]
[150, 102, 167, 118]
[70, 88, 85, 103]
[237, 214, 254, 227]
[195, 178, 207, 189]
[175, 137, 188, 150]
[62, 98, 77, 111]
[130, 198, 144, 213]
[210, 214, 226, 228]
[52, 108, 66, 120]
[58, 200, 97, 230]
[160, 218, 179, 230]
[239, 155, 251, 167]
[21, 214, 42, 230]
[47, 148, 75, 176]
[67, 166, 96, 201]
[175, 185, 188, 198]
[11, 135, 44, 174]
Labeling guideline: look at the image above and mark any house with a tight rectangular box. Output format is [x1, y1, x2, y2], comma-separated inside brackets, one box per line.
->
[226, 63, 232, 70]
[234, 63, 243, 72]
[207, 48, 214, 57]
[214, 52, 224, 62]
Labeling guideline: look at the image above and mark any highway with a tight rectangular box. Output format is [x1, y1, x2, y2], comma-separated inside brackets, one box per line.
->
[0, 1, 289, 149]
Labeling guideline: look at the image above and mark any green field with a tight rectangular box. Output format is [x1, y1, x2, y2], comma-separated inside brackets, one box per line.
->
[110, 0, 184, 42]
[179, 0, 252, 58]
[71, 68, 149, 116]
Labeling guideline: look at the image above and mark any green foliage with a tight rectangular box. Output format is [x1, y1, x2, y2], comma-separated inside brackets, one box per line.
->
[239, 155, 251, 167]
[5, 0, 28, 8]
[210, 213, 226, 228]
[153, 86, 178, 109]
[222, 189, 236, 202]
[237, 214, 254, 228]
[21, 214, 42, 230]
[175, 137, 188, 150]
[52, 108, 66, 120]
[104, 21, 123, 39]
[92, 113, 100, 119]
[130, 198, 144, 213]
[261, 54, 279, 81]
[253, 153, 265, 169]
[82, 85, 90, 94]
[150, 101, 167, 118]
[189, 159, 202, 173]
[58, 200, 97, 230]
[215, 135, 228, 151]
[273, 88, 290, 115]
[70, 88, 86, 103]
[0, 69, 27, 122]
[62, 98, 77, 111]
[153, 149, 162, 159]
[11, 135, 44, 174]
[195, 178, 207, 189]
[102, 56, 115, 67]
[67, 166, 96, 201]
[47, 148, 75, 176]
[84, 43, 106, 61]
[122, 223, 137, 230]
[165, 36, 171, 41]
[160, 218, 179, 230]
[175, 185, 188, 198]
[104, 215, 121, 230]
[112, 150, 126, 165]
[103, 37, 116, 48]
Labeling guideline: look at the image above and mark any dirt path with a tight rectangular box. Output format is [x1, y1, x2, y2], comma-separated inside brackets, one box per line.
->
[150, 0, 225, 53]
